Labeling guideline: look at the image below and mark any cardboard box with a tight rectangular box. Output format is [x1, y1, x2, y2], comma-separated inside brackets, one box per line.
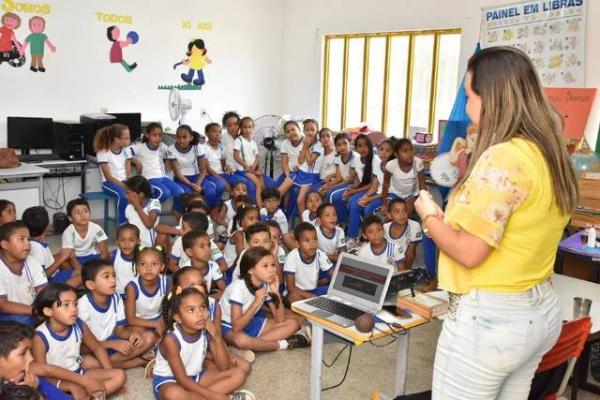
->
[398, 291, 448, 319]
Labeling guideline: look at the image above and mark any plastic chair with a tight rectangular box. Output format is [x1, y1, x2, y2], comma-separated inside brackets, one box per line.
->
[530, 317, 592, 400]
[79, 192, 118, 235]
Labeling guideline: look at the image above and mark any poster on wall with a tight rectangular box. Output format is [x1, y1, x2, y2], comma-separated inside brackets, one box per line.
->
[158, 38, 212, 90]
[481, 0, 587, 87]
[107, 26, 138, 72]
[1, 11, 56, 71]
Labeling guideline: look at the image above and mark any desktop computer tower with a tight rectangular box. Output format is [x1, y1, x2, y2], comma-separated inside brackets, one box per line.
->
[80, 115, 117, 156]
[52, 121, 85, 161]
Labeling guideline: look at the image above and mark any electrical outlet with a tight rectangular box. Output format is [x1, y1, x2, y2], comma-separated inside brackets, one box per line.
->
[200, 108, 208, 118]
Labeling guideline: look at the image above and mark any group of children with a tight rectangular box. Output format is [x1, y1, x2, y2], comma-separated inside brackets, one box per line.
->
[0, 113, 428, 399]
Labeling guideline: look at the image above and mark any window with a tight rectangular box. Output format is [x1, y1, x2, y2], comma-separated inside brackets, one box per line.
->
[321, 29, 461, 141]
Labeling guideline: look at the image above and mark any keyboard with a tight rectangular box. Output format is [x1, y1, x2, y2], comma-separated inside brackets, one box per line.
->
[305, 297, 364, 321]
[20, 153, 62, 162]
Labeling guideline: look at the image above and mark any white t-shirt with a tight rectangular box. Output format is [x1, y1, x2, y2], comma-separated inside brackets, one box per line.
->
[153, 324, 207, 379]
[223, 231, 244, 268]
[35, 319, 84, 372]
[202, 261, 224, 293]
[320, 149, 337, 179]
[125, 198, 161, 247]
[170, 236, 225, 269]
[224, 199, 236, 223]
[29, 239, 55, 276]
[111, 249, 135, 296]
[167, 143, 205, 176]
[61, 222, 108, 258]
[298, 142, 324, 174]
[233, 136, 258, 171]
[372, 156, 385, 194]
[127, 275, 171, 320]
[302, 210, 318, 226]
[259, 208, 289, 234]
[220, 279, 272, 325]
[385, 157, 424, 199]
[335, 151, 358, 180]
[77, 293, 127, 341]
[316, 226, 346, 256]
[130, 142, 169, 180]
[96, 148, 131, 182]
[279, 138, 304, 171]
[204, 142, 225, 174]
[383, 221, 423, 256]
[0, 256, 47, 306]
[355, 240, 406, 268]
[283, 249, 332, 291]
[221, 132, 238, 171]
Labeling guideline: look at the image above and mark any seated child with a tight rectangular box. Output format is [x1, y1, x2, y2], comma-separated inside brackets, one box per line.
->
[0, 320, 106, 400]
[0, 200, 16, 227]
[220, 247, 310, 352]
[32, 283, 125, 396]
[0, 221, 48, 325]
[153, 286, 255, 400]
[259, 188, 289, 234]
[182, 230, 226, 299]
[284, 223, 333, 303]
[224, 195, 252, 239]
[384, 198, 422, 269]
[302, 191, 323, 226]
[61, 199, 110, 274]
[77, 259, 157, 369]
[215, 181, 248, 229]
[22, 206, 76, 286]
[125, 175, 161, 247]
[125, 247, 171, 336]
[112, 223, 140, 296]
[223, 205, 260, 272]
[315, 203, 346, 262]
[355, 215, 406, 270]
[231, 223, 284, 285]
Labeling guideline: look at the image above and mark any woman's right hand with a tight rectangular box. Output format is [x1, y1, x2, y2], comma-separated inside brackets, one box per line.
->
[415, 190, 444, 219]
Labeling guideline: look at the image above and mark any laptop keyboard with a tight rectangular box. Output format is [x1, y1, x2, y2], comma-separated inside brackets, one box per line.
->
[305, 297, 364, 321]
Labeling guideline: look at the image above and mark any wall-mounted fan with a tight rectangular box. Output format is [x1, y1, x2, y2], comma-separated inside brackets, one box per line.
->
[253, 115, 285, 177]
[168, 88, 192, 122]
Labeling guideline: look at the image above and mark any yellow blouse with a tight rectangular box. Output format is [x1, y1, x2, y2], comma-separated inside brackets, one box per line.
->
[439, 138, 569, 294]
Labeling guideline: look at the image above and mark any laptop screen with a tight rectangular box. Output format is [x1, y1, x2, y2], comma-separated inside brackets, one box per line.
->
[331, 254, 391, 304]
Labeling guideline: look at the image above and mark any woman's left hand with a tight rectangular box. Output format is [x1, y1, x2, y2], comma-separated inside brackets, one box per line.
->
[415, 190, 443, 219]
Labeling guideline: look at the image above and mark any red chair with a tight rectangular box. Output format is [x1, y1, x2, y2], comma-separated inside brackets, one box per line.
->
[530, 317, 592, 400]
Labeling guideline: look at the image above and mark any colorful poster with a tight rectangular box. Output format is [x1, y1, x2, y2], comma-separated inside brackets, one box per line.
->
[543, 87, 596, 140]
[158, 38, 211, 90]
[481, 0, 587, 87]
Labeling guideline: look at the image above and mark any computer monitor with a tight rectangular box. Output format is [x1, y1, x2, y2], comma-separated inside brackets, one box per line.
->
[7, 116, 54, 155]
[108, 112, 142, 142]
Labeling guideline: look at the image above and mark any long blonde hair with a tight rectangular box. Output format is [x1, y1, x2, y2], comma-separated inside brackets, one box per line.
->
[463, 46, 577, 214]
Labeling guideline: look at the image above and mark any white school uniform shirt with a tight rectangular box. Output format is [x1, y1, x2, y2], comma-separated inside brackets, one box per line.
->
[129, 142, 169, 180]
[302, 210, 318, 226]
[153, 324, 208, 379]
[233, 136, 258, 171]
[385, 157, 424, 199]
[204, 142, 225, 174]
[231, 246, 286, 283]
[77, 293, 127, 341]
[202, 261, 224, 292]
[125, 198, 161, 247]
[320, 149, 337, 179]
[35, 319, 84, 372]
[167, 143, 205, 176]
[0, 256, 47, 306]
[111, 249, 135, 296]
[224, 199, 236, 223]
[223, 230, 245, 268]
[221, 132, 238, 171]
[220, 279, 272, 325]
[279, 138, 304, 171]
[373, 156, 385, 195]
[170, 236, 225, 269]
[260, 208, 289, 233]
[355, 240, 406, 268]
[283, 249, 332, 291]
[383, 221, 423, 256]
[127, 275, 171, 320]
[29, 239, 55, 277]
[335, 151, 359, 180]
[298, 142, 324, 174]
[62, 222, 108, 258]
[96, 148, 131, 182]
[316, 226, 346, 255]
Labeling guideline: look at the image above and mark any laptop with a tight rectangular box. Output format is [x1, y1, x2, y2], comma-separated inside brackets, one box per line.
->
[292, 252, 394, 327]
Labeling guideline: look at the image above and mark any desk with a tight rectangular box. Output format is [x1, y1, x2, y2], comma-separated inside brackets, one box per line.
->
[26, 159, 87, 193]
[292, 305, 429, 400]
[0, 163, 49, 214]
[555, 231, 600, 282]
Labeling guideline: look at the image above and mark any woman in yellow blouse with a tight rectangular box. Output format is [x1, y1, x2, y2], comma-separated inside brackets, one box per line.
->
[416, 46, 578, 399]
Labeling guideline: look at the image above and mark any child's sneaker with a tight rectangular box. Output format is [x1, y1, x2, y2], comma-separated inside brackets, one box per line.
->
[296, 325, 312, 343]
[346, 237, 361, 251]
[228, 346, 256, 363]
[230, 389, 256, 400]
[287, 334, 310, 349]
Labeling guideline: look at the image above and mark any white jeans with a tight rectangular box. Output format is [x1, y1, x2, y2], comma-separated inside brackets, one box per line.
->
[432, 281, 561, 400]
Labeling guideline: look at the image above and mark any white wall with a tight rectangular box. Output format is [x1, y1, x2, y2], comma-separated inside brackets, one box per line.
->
[280, 0, 600, 149]
[0, 0, 284, 144]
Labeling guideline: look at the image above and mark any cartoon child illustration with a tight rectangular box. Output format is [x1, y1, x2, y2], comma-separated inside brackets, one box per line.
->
[107, 25, 137, 72]
[180, 39, 211, 86]
[22, 16, 55, 72]
[0, 12, 25, 67]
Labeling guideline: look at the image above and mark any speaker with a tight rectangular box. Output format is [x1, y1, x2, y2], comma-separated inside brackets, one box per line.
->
[80, 115, 117, 156]
[52, 212, 69, 234]
[52, 121, 85, 160]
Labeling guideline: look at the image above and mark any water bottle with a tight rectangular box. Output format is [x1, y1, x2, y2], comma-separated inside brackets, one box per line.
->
[588, 227, 597, 248]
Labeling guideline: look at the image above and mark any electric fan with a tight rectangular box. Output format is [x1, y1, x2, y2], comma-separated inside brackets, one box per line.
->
[168, 88, 193, 123]
[253, 114, 285, 178]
